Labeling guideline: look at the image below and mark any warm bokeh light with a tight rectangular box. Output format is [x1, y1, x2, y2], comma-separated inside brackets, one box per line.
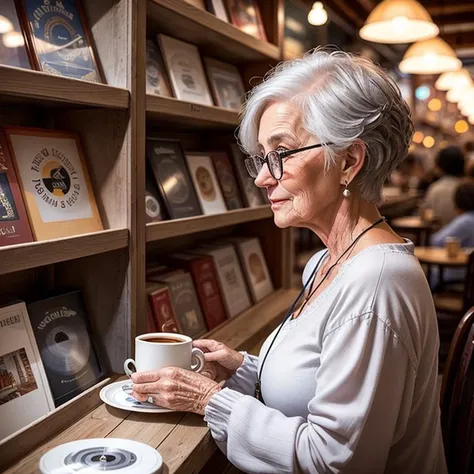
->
[428, 98, 442, 111]
[454, 119, 469, 134]
[307, 2, 328, 26]
[423, 136, 435, 148]
[0, 15, 13, 34]
[2, 31, 24, 48]
[435, 69, 472, 91]
[469, 115, 474, 125]
[439, 140, 449, 148]
[413, 130, 424, 143]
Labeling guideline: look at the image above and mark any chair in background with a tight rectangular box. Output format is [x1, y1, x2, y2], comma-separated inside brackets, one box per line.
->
[440, 306, 474, 474]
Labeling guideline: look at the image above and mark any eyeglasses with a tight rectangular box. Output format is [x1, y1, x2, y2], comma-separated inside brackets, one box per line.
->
[244, 142, 333, 180]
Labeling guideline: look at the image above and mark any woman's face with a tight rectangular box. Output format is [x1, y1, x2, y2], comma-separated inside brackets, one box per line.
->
[255, 102, 343, 229]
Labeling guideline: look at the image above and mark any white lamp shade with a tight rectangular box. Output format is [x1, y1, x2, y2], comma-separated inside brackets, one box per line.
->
[458, 88, 474, 109]
[469, 115, 474, 125]
[435, 69, 472, 91]
[360, 0, 438, 44]
[399, 37, 462, 75]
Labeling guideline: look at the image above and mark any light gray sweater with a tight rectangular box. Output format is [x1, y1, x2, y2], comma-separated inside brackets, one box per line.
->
[204, 241, 447, 473]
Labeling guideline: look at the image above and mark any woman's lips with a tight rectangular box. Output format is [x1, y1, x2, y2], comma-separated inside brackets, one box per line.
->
[270, 199, 287, 209]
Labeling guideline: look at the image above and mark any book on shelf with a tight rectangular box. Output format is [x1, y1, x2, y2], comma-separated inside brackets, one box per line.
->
[209, 151, 243, 210]
[146, 282, 180, 333]
[157, 34, 213, 106]
[151, 272, 208, 339]
[205, 0, 230, 22]
[146, 304, 158, 333]
[4, 126, 103, 241]
[228, 237, 274, 302]
[167, 253, 227, 330]
[146, 138, 202, 219]
[228, 143, 264, 208]
[225, 0, 267, 41]
[19, 0, 103, 83]
[27, 290, 104, 407]
[0, 130, 33, 247]
[0, 300, 55, 441]
[186, 153, 228, 215]
[196, 243, 251, 318]
[146, 39, 172, 98]
[0, 0, 31, 69]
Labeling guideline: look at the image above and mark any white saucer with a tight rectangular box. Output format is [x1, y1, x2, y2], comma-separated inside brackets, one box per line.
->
[100, 381, 174, 414]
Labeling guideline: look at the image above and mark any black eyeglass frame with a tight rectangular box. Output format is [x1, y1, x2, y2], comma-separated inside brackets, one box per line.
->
[244, 142, 333, 180]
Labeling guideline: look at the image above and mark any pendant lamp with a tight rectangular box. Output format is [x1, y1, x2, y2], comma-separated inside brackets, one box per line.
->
[360, 0, 438, 44]
[399, 37, 461, 75]
[435, 69, 472, 91]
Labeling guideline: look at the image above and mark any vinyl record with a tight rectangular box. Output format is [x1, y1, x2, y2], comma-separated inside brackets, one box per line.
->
[41, 319, 91, 376]
[40, 438, 163, 473]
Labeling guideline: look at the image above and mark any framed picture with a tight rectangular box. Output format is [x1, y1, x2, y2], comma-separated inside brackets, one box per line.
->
[225, 0, 267, 41]
[209, 151, 243, 210]
[146, 39, 172, 98]
[4, 126, 103, 241]
[185, 153, 227, 215]
[0, 0, 31, 69]
[205, 0, 230, 22]
[19, 0, 103, 82]
[158, 34, 213, 106]
[146, 138, 202, 220]
[204, 57, 245, 111]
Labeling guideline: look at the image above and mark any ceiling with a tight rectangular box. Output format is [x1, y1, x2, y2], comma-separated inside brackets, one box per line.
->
[321, 0, 474, 67]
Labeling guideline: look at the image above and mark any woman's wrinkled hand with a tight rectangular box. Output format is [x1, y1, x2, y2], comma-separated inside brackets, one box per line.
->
[192, 339, 244, 383]
[130, 367, 221, 415]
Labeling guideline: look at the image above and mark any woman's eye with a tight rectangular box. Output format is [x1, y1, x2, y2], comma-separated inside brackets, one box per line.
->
[276, 146, 288, 153]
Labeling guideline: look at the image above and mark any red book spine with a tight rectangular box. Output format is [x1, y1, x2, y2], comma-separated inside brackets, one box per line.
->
[146, 304, 157, 333]
[190, 259, 227, 330]
[148, 288, 181, 333]
[0, 130, 33, 246]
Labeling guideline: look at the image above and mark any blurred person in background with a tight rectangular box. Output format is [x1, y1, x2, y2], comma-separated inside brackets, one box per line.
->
[430, 180, 474, 289]
[390, 152, 423, 192]
[422, 146, 465, 226]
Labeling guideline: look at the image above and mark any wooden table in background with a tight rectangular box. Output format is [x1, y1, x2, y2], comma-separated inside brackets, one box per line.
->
[392, 216, 440, 246]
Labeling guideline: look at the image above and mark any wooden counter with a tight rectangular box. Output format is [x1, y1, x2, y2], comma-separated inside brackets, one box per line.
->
[3, 289, 299, 474]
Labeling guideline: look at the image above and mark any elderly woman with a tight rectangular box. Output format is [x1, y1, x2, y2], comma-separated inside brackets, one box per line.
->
[131, 49, 446, 473]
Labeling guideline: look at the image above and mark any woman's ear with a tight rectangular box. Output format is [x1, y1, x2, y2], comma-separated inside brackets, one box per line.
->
[340, 140, 366, 185]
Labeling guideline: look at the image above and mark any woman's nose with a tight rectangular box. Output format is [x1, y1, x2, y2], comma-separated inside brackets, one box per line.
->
[255, 161, 277, 188]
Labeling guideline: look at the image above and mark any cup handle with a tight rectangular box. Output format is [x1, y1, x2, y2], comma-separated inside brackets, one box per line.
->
[123, 358, 137, 378]
[191, 348, 205, 373]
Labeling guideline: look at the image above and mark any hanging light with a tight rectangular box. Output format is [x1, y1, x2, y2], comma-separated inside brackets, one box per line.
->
[399, 37, 462, 75]
[446, 85, 472, 103]
[435, 69, 472, 91]
[2, 31, 24, 48]
[359, 0, 438, 44]
[458, 88, 474, 109]
[469, 115, 474, 125]
[0, 15, 13, 34]
[308, 2, 328, 26]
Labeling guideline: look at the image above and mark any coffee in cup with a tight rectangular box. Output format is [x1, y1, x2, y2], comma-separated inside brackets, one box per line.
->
[445, 237, 461, 258]
[123, 333, 205, 377]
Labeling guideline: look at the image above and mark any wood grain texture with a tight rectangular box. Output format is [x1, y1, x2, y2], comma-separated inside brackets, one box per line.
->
[147, 95, 239, 129]
[415, 247, 470, 266]
[0, 229, 128, 276]
[0, 65, 129, 109]
[146, 206, 272, 242]
[0, 377, 117, 472]
[147, 0, 280, 63]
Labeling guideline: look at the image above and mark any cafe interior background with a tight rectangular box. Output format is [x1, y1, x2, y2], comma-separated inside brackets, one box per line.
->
[0, 0, 473, 473]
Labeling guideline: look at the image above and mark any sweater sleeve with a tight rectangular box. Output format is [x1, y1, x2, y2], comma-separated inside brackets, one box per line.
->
[204, 313, 414, 474]
[224, 352, 259, 396]
[430, 215, 469, 247]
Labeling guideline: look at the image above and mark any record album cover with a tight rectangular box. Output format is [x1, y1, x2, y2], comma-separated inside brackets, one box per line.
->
[5, 126, 103, 241]
[27, 290, 104, 406]
[20, 0, 102, 82]
[0, 300, 54, 440]
[209, 151, 243, 210]
[146, 282, 180, 333]
[146, 39, 172, 98]
[0, 129, 33, 247]
[146, 138, 201, 220]
[145, 178, 166, 224]
[185, 153, 227, 215]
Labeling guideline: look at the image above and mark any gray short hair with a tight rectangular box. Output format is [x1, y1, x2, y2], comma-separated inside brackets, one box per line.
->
[238, 48, 414, 204]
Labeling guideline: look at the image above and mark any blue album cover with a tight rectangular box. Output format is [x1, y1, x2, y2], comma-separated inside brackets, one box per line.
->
[0, 173, 19, 222]
[23, 0, 101, 82]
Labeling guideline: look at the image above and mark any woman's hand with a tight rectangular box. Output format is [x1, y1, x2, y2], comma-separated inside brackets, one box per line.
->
[192, 339, 244, 383]
[130, 367, 221, 415]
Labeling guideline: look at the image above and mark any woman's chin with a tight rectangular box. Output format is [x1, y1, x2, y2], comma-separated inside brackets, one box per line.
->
[272, 210, 294, 228]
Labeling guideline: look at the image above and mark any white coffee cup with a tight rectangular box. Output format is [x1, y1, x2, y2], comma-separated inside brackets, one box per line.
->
[123, 333, 205, 377]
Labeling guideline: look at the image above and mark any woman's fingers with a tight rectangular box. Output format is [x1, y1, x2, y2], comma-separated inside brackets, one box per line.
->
[192, 339, 222, 352]
[203, 349, 230, 362]
[130, 370, 161, 384]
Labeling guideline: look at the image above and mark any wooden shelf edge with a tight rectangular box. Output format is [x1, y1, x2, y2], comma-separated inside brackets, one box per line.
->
[0, 376, 116, 472]
[0, 228, 129, 275]
[146, 95, 239, 128]
[146, 206, 272, 243]
[148, 0, 280, 62]
[0, 65, 130, 109]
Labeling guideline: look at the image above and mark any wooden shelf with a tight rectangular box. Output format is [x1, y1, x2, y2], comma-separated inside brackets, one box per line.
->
[147, 0, 280, 63]
[1, 289, 297, 474]
[0, 66, 129, 109]
[146, 95, 239, 128]
[0, 228, 129, 275]
[146, 206, 272, 242]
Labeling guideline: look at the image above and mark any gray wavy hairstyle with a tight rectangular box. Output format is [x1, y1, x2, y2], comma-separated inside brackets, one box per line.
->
[238, 48, 414, 204]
